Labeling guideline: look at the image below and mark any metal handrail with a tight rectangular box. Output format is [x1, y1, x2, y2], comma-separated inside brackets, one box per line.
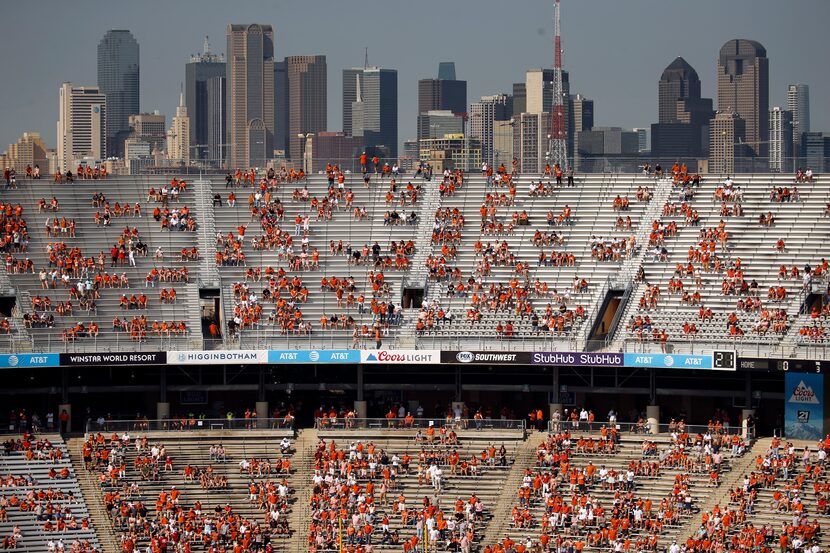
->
[315, 417, 526, 432]
[547, 419, 744, 437]
[82, 417, 295, 433]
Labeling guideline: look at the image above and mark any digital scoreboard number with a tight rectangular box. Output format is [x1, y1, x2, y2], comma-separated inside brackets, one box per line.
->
[776, 359, 826, 373]
[738, 356, 829, 372]
[712, 350, 736, 370]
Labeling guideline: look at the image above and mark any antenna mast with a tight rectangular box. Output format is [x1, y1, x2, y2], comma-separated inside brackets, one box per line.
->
[550, 0, 569, 171]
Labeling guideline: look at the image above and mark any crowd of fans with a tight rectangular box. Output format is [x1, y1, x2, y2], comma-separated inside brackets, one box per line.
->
[0, 432, 100, 552]
[81, 431, 294, 552]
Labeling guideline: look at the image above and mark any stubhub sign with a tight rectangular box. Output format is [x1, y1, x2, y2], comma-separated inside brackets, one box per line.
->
[268, 350, 359, 363]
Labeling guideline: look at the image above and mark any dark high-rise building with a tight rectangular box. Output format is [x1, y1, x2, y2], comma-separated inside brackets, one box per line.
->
[417, 62, 466, 116]
[801, 132, 830, 173]
[343, 67, 398, 158]
[787, 84, 810, 154]
[97, 30, 139, 158]
[512, 83, 526, 115]
[651, 57, 713, 160]
[437, 62, 456, 81]
[417, 63, 467, 149]
[418, 79, 467, 116]
[716, 39, 769, 158]
[284, 55, 327, 162]
[226, 24, 275, 169]
[185, 37, 225, 162]
[274, 61, 288, 153]
[206, 76, 226, 164]
[658, 57, 701, 124]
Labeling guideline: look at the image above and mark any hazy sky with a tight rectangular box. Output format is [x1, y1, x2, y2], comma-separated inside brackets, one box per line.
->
[2, 0, 828, 152]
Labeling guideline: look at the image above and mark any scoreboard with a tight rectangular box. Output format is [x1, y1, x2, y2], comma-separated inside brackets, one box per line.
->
[738, 356, 830, 373]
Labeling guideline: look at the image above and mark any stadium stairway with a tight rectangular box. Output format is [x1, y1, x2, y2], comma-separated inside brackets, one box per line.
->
[69, 437, 121, 552]
[476, 430, 542, 547]
[609, 176, 673, 289]
[397, 177, 442, 348]
[285, 427, 318, 553]
[670, 436, 771, 545]
[0, 434, 103, 553]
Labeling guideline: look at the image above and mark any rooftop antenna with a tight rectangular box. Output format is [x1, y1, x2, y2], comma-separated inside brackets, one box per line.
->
[364, 47, 369, 69]
[203, 36, 211, 55]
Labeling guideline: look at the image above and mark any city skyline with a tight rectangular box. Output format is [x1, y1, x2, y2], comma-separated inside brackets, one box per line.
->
[2, 0, 828, 155]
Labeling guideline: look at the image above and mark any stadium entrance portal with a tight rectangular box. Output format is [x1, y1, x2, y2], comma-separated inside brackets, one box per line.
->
[199, 288, 222, 345]
[402, 287, 424, 309]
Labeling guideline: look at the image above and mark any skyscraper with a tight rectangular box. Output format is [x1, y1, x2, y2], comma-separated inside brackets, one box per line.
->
[716, 39, 769, 158]
[97, 30, 139, 158]
[437, 62, 456, 81]
[768, 107, 793, 173]
[167, 90, 191, 163]
[285, 55, 327, 162]
[651, 57, 713, 160]
[787, 84, 810, 152]
[525, 68, 573, 157]
[570, 94, 594, 155]
[512, 83, 526, 115]
[274, 61, 288, 154]
[206, 76, 226, 163]
[128, 112, 166, 154]
[470, 94, 511, 167]
[417, 63, 466, 116]
[57, 83, 107, 171]
[417, 63, 467, 156]
[417, 111, 464, 143]
[525, 68, 569, 115]
[185, 37, 225, 162]
[0, 132, 48, 173]
[513, 112, 548, 174]
[226, 24, 275, 169]
[343, 67, 398, 157]
[710, 111, 745, 175]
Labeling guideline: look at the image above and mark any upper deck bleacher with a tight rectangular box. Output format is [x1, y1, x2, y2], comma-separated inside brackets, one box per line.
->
[0, 169, 825, 357]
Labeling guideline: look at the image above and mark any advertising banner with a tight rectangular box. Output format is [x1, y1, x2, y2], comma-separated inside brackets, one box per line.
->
[361, 350, 440, 364]
[784, 372, 824, 440]
[0, 353, 60, 369]
[168, 350, 268, 365]
[60, 352, 166, 366]
[267, 350, 359, 363]
[531, 352, 623, 367]
[623, 353, 713, 369]
[440, 351, 532, 364]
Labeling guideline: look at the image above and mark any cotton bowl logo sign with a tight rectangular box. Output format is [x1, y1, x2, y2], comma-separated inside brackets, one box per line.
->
[361, 350, 440, 364]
